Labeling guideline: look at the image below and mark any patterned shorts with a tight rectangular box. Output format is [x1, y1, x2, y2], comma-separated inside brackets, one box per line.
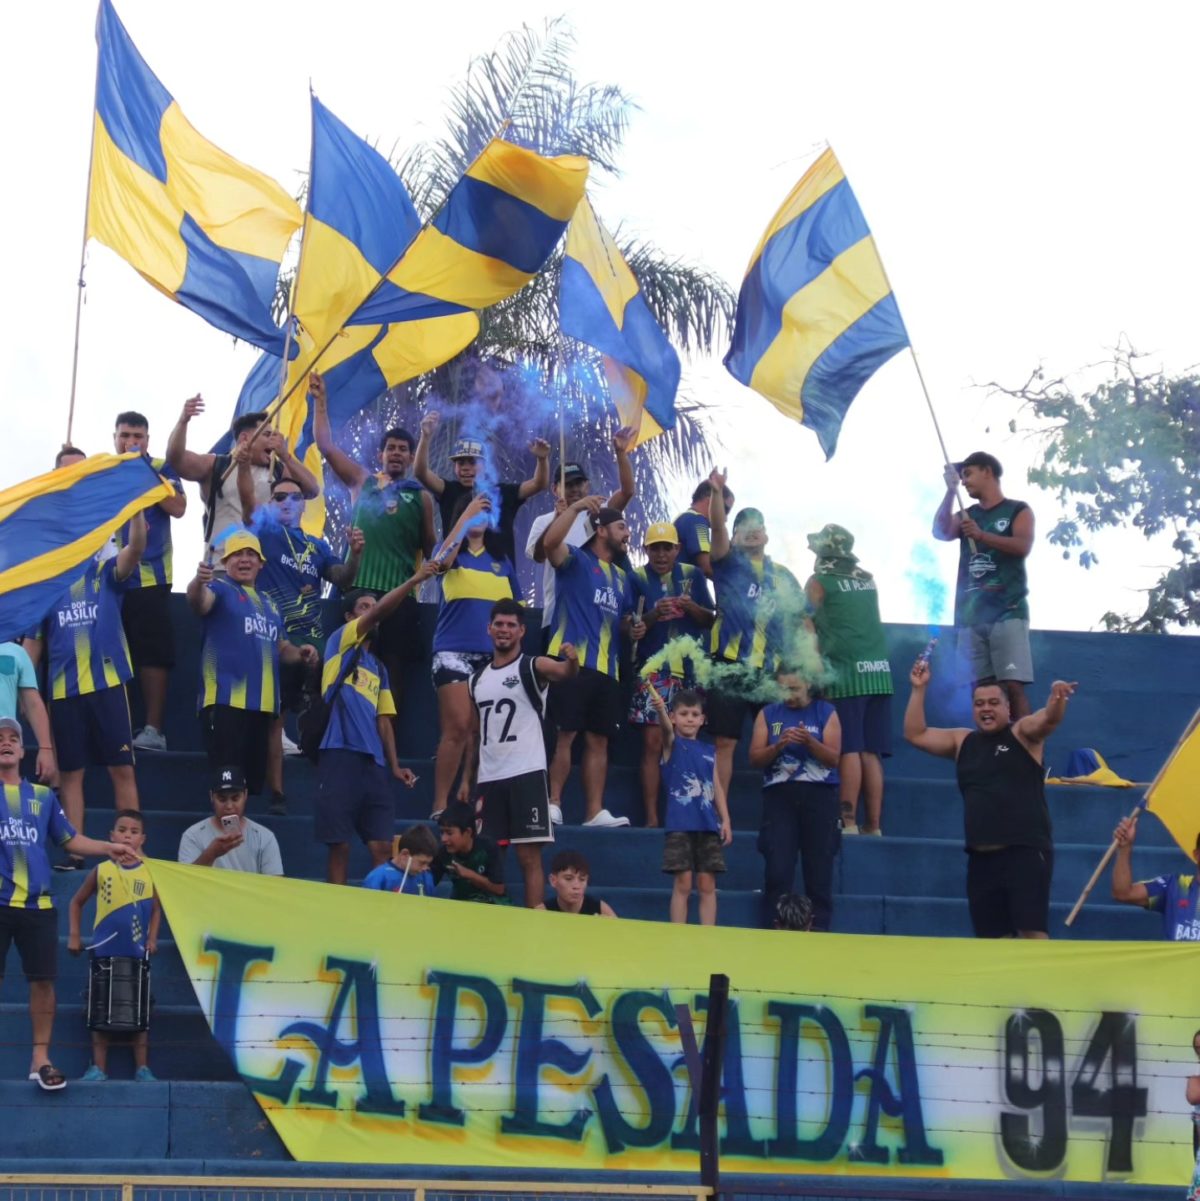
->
[629, 671, 702, 726]
[432, 650, 491, 688]
[662, 829, 726, 875]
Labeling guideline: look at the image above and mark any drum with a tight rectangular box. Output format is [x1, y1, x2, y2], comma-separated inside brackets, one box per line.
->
[86, 956, 151, 1032]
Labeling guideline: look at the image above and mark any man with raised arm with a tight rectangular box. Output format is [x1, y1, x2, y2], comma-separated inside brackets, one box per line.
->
[904, 657, 1075, 939]
[1111, 816, 1200, 941]
[312, 372, 433, 695]
[165, 394, 319, 560]
[932, 451, 1035, 717]
[414, 410, 549, 561]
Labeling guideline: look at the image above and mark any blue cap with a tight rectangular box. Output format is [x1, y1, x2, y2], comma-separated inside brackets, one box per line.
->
[450, 438, 485, 461]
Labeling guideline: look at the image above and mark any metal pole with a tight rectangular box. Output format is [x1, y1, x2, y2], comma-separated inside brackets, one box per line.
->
[698, 973, 730, 1197]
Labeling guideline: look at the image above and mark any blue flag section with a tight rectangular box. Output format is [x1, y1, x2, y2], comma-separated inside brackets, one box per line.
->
[88, 0, 301, 352]
[0, 454, 175, 643]
[560, 197, 679, 447]
[724, 148, 909, 458]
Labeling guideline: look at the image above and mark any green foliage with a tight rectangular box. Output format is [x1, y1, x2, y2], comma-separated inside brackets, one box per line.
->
[998, 343, 1200, 632]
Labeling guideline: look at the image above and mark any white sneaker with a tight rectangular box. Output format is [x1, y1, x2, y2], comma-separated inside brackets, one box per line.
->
[549, 804, 563, 825]
[281, 732, 303, 756]
[582, 808, 630, 829]
[132, 726, 167, 752]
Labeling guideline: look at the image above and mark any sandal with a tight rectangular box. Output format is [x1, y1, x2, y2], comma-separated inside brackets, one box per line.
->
[30, 1063, 66, 1091]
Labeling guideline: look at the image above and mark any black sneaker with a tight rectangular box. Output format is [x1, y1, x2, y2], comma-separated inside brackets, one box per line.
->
[53, 856, 86, 872]
[267, 793, 287, 816]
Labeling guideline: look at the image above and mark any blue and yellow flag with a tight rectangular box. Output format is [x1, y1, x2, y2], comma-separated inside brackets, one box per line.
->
[0, 454, 174, 643]
[87, 0, 300, 352]
[559, 197, 679, 448]
[350, 136, 589, 325]
[724, 148, 909, 458]
[1144, 710, 1200, 856]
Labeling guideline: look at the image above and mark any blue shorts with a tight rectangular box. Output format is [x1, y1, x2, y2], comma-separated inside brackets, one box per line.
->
[833, 694, 893, 757]
[51, 687, 135, 773]
[315, 748, 394, 847]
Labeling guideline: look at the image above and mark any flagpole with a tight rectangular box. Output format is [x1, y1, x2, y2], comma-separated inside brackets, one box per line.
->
[66, 24, 103, 447]
[220, 110, 523, 489]
[1064, 706, 1200, 926]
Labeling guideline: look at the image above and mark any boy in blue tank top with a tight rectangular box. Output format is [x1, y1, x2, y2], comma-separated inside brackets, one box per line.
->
[67, 809, 161, 1080]
[650, 688, 731, 926]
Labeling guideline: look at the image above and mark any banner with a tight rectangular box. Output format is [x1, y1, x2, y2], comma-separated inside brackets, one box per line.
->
[151, 859, 1195, 1184]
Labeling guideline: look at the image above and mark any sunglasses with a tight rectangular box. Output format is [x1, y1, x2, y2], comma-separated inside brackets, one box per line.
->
[272, 491, 302, 502]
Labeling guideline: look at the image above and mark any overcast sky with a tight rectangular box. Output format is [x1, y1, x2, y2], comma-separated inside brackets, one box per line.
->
[5, 0, 1197, 634]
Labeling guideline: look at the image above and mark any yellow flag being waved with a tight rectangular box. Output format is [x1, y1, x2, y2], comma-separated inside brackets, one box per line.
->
[1144, 709, 1200, 855]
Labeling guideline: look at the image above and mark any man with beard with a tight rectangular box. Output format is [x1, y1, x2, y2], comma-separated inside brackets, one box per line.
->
[541, 499, 638, 828]
[904, 656, 1076, 939]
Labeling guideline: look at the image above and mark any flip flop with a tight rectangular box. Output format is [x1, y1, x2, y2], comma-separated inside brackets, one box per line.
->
[29, 1064, 66, 1091]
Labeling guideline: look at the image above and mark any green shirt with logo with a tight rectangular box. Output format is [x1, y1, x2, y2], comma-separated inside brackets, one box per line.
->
[955, 498, 1031, 627]
[812, 572, 893, 698]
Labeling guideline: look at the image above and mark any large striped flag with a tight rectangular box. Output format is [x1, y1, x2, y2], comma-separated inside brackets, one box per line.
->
[1143, 709, 1200, 856]
[0, 455, 175, 643]
[724, 147, 909, 458]
[559, 197, 679, 448]
[87, 0, 300, 352]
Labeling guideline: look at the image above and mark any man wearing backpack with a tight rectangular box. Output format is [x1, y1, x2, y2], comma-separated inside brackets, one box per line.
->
[315, 560, 440, 885]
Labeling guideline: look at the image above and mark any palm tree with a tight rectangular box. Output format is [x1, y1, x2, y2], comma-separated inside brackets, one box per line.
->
[310, 20, 736, 591]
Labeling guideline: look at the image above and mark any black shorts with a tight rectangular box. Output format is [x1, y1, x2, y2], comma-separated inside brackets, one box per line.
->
[315, 748, 394, 846]
[371, 593, 423, 666]
[121, 585, 175, 669]
[704, 674, 763, 741]
[549, 667, 622, 738]
[662, 830, 726, 875]
[200, 705, 273, 796]
[834, 694, 893, 756]
[966, 845, 1053, 938]
[51, 688, 135, 773]
[0, 907, 59, 982]
[477, 771, 553, 844]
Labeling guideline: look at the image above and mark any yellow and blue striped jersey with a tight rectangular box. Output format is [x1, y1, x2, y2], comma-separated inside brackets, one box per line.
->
[548, 546, 632, 679]
[710, 551, 801, 671]
[432, 544, 519, 655]
[198, 577, 281, 714]
[320, 618, 396, 767]
[46, 559, 133, 699]
[91, 859, 154, 957]
[631, 562, 713, 678]
[119, 457, 181, 589]
[0, 783, 75, 910]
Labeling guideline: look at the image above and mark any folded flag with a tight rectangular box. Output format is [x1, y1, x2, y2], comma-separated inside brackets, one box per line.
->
[559, 197, 679, 447]
[1047, 748, 1136, 789]
[1144, 710, 1200, 857]
[724, 147, 909, 458]
[0, 454, 174, 643]
[87, 0, 301, 352]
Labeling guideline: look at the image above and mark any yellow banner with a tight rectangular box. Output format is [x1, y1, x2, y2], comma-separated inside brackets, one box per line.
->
[150, 859, 1195, 1184]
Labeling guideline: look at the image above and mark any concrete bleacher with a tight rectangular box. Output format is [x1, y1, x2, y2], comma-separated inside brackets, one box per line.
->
[1, 597, 1196, 1198]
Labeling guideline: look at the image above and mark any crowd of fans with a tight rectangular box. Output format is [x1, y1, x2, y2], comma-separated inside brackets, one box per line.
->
[2, 386, 1196, 1093]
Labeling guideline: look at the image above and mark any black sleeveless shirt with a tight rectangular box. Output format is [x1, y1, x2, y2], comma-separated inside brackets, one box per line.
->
[544, 895, 603, 915]
[955, 726, 1051, 851]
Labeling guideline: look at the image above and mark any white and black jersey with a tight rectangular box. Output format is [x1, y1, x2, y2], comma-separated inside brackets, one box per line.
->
[468, 654, 549, 782]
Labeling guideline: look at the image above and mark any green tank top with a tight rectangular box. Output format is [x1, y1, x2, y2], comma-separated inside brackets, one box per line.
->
[352, 475, 425, 592]
[955, 498, 1030, 626]
[812, 572, 893, 698]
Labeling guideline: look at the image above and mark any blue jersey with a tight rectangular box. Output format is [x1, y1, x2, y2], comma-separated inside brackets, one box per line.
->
[0, 783, 76, 910]
[91, 859, 154, 958]
[0, 642, 37, 722]
[548, 546, 632, 678]
[1142, 872, 1200, 941]
[662, 737, 719, 833]
[120, 457, 182, 588]
[47, 558, 133, 699]
[256, 522, 339, 647]
[320, 618, 396, 766]
[673, 509, 711, 568]
[760, 700, 839, 787]
[432, 543, 519, 654]
[631, 562, 712, 677]
[362, 861, 437, 897]
[710, 551, 801, 671]
[199, 577, 282, 713]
